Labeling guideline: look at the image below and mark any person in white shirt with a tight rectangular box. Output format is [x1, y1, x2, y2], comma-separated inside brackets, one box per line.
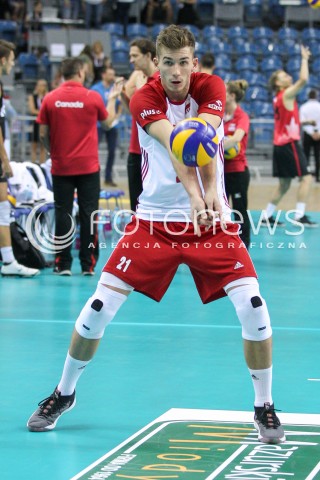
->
[299, 89, 320, 182]
[27, 25, 285, 445]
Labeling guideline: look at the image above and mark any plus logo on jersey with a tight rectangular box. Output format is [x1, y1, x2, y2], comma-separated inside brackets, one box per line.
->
[207, 100, 223, 112]
[140, 108, 161, 119]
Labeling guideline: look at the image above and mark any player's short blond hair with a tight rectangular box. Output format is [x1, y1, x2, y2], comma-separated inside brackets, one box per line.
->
[156, 25, 195, 56]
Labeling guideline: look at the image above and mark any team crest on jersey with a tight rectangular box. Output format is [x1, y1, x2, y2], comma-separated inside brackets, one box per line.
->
[207, 100, 223, 112]
[140, 108, 161, 119]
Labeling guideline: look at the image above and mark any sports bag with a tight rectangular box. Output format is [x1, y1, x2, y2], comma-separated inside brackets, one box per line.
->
[10, 221, 47, 269]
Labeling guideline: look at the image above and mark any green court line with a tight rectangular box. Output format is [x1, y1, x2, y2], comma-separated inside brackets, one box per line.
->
[1, 318, 320, 332]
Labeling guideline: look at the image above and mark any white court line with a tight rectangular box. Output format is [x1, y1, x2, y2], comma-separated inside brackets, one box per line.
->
[205, 445, 248, 479]
[308, 379, 320, 381]
[1, 318, 320, 332]
[305, 461, 320, 480]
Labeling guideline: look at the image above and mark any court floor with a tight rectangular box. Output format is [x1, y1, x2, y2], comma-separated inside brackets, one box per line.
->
[1, 212, 320, 480]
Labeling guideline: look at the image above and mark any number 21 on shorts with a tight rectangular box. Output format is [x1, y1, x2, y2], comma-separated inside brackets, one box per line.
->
[116, 256, 132, 272]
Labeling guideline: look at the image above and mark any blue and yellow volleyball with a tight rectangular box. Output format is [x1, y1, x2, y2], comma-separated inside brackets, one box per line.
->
[170, 117, 219, 167]
[224, 138, 241, 160]
[308, 0, 320, 8]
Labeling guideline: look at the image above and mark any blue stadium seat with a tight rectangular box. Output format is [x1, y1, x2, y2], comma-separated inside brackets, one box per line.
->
[234, 42, 260, 57]
[215, 54, 232, 70]
[204, 37, 222, 49]
[301, 28, 320, 44]
[111, 51, 129, 64]
[18, 53, 39, 79]
[245, 86, 269, 102]
[310, 44, 320, 59]
[286, 57, 301, 75]
[235, 56, 258, 73]
[101, 22, 124, 37]
[150, 24, 167, 39]
[241, 102, 254, 117]
[311, 58, 320, 74]
[279, 41, 301, 60]
[260, 57, 283, 75]
[308, 74, 319, 89]
[278, 27, 299, 42]
[253, 101, 273, 117]
[241, 72, 267, 87]
[126, 24, 149, 39]
[202, 25, 224, 40]
[228, 26, 249, 41]
[39, 53, 51, 82]
[214, 69, 228, 79]
[181, 24, 200, 38]
[212, 42, 232, 55]
[252, 122, 274, 145]
[260, 44, 282, 57]
[297, 89, 309, 104]
[112, 39, 130, 53]
[0, 21, 17, 42]
[252, 26, 273, 42]
[223, 72, 239, 83]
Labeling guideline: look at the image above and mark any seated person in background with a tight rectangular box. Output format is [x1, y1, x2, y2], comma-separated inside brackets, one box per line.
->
[176, 0, 201, 26]
[141, 0, 173, 26]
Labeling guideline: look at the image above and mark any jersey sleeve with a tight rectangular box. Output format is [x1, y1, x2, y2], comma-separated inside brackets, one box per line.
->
[196, 74, 226, 119]
[130, 86, 168, 129]
[236, 110, 250, 134]
[92, 91, 108, 122]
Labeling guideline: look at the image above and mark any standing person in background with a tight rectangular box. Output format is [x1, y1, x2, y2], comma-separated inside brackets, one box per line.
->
[91, 66, 123, 187]
[28, 79, 48, 164]
[224, 79, 251, 249]
[199, 52, 215, 75]
[115, 0, 135, 37]
[37, 57, 123, 276]
[120, 38, 157, 211]
[0, 40, 39, 277]
[91, 41, 106, 84]
[262, 46, 318, 228]
[299, 89, 320, 183]
[84, 0, 104, 29]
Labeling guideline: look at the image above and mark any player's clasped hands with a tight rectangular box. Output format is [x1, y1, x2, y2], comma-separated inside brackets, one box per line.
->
[190, 192, 225, 237]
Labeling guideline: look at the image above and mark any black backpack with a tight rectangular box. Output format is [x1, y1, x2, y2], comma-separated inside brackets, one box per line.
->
[10, 221, 47, 269]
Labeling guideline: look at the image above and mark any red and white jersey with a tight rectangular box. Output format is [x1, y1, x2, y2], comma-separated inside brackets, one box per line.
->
[130, 72, 230, 222]
[273, 90, 301, 146]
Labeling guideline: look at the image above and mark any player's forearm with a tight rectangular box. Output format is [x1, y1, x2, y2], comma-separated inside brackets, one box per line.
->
[299, 57, 309, 84]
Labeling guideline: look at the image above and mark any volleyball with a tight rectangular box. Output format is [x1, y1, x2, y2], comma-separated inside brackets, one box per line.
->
[170, 117, 219, 167]
[224, 138, 241, 160]
[308, 0, 320, 8]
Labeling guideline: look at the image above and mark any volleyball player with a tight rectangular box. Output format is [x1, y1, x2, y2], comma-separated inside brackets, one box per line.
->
[27, 26, 285, 445]
[262, 45, 318, 228]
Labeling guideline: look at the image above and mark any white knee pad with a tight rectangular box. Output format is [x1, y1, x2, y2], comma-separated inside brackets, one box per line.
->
[227, 280, 272, 341]
[75, 282, 128, 339]
[0, 201, 10, 226]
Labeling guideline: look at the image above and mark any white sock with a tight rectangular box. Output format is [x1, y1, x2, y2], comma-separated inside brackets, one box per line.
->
[249, 366, 273, 407]
[58, 352, 91, 396]
[294, 202, 306, 220]
[265, 203, 276, 219]
[0, 246, 15, 264]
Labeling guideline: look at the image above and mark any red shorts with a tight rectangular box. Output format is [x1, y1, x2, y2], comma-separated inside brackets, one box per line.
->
[103, 218, 257, 303]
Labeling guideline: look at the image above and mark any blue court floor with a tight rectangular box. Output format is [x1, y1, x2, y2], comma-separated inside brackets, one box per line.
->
[1, 212, 320, 480]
